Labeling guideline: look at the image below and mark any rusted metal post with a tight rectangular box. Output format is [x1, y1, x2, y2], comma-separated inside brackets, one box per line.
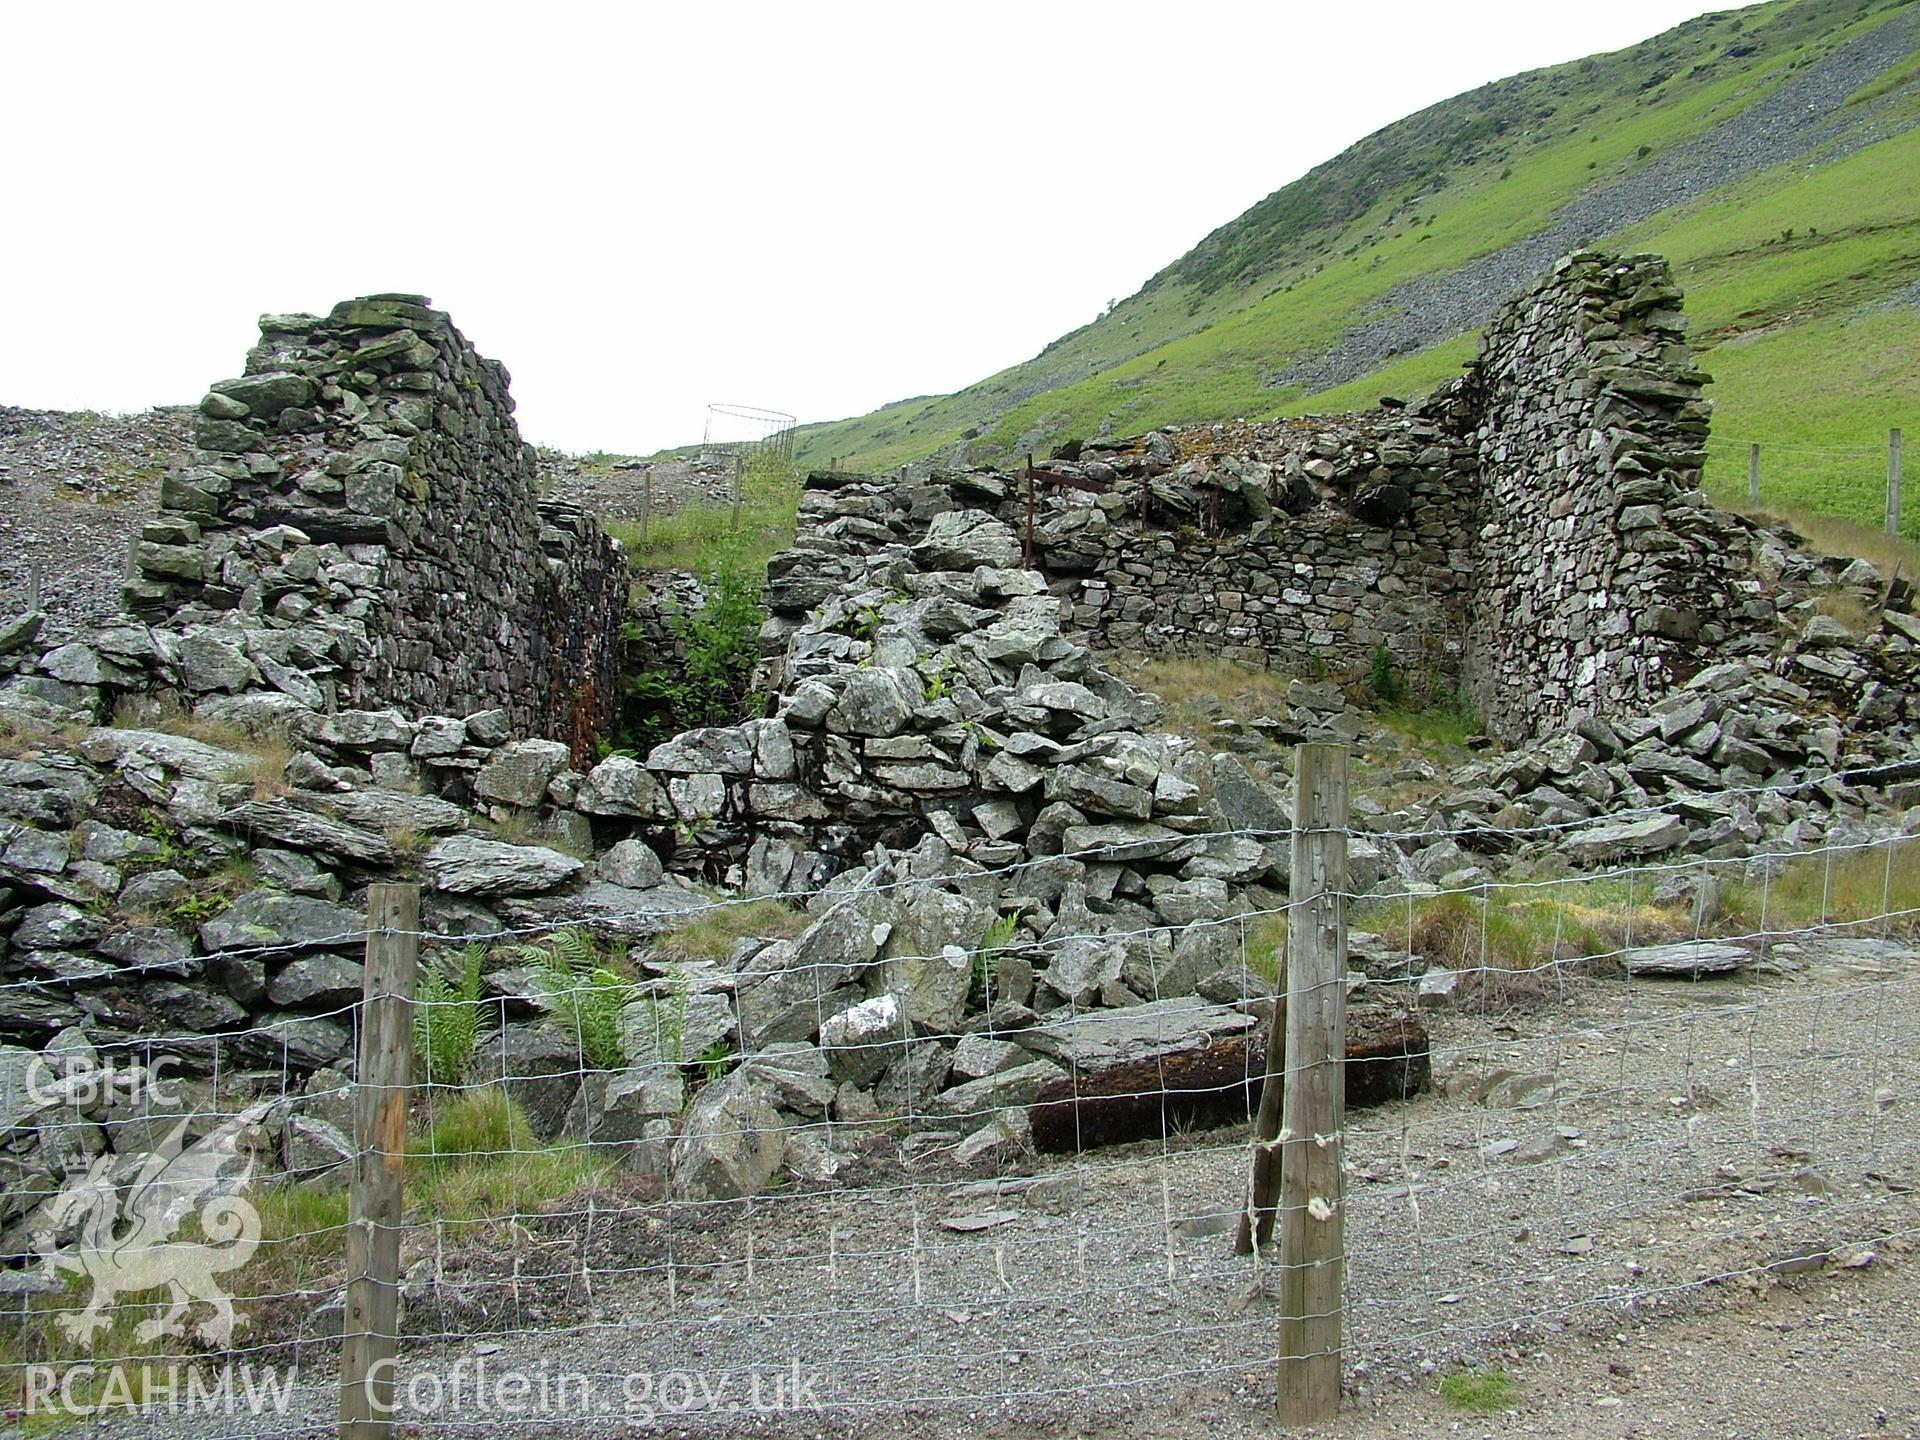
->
[1024, 454, 1035, 571]
[1748, 442, 1760, 505]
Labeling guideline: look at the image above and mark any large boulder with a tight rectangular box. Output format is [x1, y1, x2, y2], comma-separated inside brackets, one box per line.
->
[576, 755, 667, 817]
[474, 740, 572, 808]
[879, 888, 995, 1035]
[199, 893, 364, 955]
[912, 510, 1022, 570]
[474, 1025, 582, 1139]
[819, 993, 905, 1087]
[1562, 814, 1688, 866]
[596, 838, 665, 890]
[423, 835, 584, 895]
[825, 667, 918, 738]
[223, 801, 397, 866]
[646, 728, 754, 776]
[669, 1070, 788, 1200]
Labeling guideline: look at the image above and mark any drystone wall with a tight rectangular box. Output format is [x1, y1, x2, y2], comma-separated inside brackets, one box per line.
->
[978, 417, 1476, 697]
[123, 295, 625, 750]
[1462, 251, 1775, 740]
[873, 251, 1784, 746]
[4, 253, 1918, 1232]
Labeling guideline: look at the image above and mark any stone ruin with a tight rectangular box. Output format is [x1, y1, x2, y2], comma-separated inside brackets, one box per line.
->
[118, 293, 625, 754]
[1, 252, 1917, 1229]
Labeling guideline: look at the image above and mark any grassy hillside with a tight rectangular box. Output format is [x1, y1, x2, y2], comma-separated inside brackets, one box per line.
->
[791, 0, 1919, 540]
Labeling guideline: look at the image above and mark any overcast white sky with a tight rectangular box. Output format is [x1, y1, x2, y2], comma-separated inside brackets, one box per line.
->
[3, 1, 1733, 454]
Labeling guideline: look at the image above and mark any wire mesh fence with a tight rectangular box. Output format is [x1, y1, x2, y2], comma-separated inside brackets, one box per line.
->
[3, 761, 1917, 1434]
[700, 404, 797, 475]
[1704, 430, 1907, 542]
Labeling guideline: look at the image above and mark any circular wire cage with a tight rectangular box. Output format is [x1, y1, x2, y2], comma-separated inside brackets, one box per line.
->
[701, 402, 797, 470]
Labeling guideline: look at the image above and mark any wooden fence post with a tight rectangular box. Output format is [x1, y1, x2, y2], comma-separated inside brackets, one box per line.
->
[731, 452, 745, 532]
[1276, 744, 1348, 1426]
[1235, 970, 1287, 1254]
[639, 468, 651, 548]
[1891, 428, 1903, 538]
[339, 884, 420, 1439]
[1748, 442, 1761, 506]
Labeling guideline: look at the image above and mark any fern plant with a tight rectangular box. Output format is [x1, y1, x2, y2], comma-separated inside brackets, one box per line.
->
[524, 928, 636, 1072]
[697, 1040, 735, 1087]
[627, 968, 690, 1066]
[413, 943, 488, 1086]
[971, 912, 1022, 1008]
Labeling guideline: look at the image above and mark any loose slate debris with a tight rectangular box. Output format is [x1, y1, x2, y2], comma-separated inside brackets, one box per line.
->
[1623, 940, 1749, 977]
[941, 1209, 1022, 1233]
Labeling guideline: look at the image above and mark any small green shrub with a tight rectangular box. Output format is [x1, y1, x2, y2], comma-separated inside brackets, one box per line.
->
[414, 943, 488, 1086]
[971, 912, 1022, 1005]
[1367, 644, 1406, 706]
[697, 1040, 736, 1086]
[618, 556, 767, 752]
[1438, 1367, 1519, 1413]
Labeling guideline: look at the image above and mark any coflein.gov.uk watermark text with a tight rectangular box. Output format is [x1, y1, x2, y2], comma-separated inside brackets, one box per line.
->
[23, 1358, 826, 1421]
[366, 1357, 825, 1420]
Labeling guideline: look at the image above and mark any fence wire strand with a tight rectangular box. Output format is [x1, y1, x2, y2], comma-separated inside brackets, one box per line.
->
[3, 791, 1917, 1436]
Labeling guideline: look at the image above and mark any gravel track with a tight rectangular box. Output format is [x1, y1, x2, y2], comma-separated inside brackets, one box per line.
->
[66, 934, 1920, 1439]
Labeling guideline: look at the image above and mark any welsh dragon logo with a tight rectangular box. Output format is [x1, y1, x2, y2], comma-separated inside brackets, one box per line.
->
[31, 1112, 263, 1349]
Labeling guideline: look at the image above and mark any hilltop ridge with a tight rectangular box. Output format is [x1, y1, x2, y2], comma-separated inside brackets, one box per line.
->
[791, 0, 1920, 533]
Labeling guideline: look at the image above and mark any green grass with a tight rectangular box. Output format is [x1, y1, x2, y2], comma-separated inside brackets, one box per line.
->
[649, 896, 808, 962]
[1695, 310, 1920, 540]
[1438, 1366, 1521, 1413]
[1363, 880, 1687, 984]
[1718, 835, 1920, 939]
[1242, 912, 1288, 986]
[603, 452, 801, 573]
[1132, 653, 1299, 750]
[787, 0, 1917, 556]
[1375, 699, 1482, 753]
[1353, 833, 1920, 1005]
[1289, 335, 1480, 415]
[409, 1088, 610, 1222]
[1844, 51, 1920, 106]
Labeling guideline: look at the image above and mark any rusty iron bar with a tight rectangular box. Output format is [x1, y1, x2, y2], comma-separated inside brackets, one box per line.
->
[1024, 454, 1035, 570]
[1018, 463, 1112, 497]
[1018, 456, 1115, 570]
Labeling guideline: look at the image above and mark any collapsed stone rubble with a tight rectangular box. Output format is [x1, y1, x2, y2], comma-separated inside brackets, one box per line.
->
[2, 252, 1916, 1252]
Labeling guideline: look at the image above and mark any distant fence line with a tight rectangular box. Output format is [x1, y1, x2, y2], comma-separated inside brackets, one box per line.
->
[1706, 427, 1906, 541]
